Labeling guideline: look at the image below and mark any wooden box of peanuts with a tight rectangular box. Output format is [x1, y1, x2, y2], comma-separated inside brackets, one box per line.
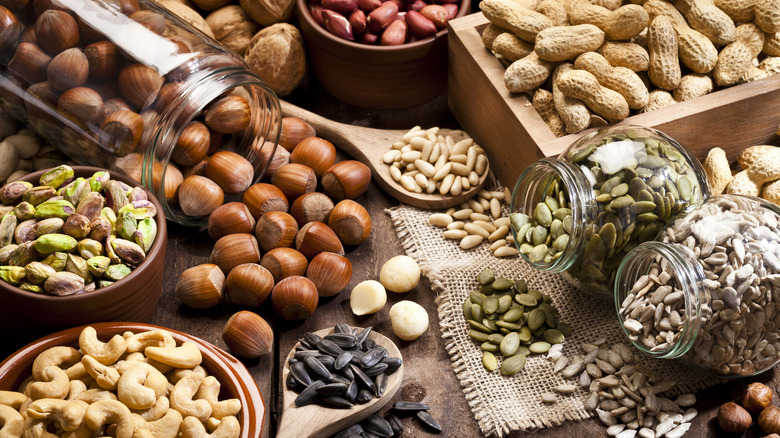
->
[447, 5, 780, 189]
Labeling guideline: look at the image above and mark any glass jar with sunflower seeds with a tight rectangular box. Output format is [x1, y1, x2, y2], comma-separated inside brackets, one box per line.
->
[509, 125, 708, 302]
[614, 195, 780, 377]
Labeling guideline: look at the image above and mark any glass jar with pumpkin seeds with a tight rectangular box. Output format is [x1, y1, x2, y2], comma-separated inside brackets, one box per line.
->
[509, 125, 708, 302]
[614, 195, 780, 377]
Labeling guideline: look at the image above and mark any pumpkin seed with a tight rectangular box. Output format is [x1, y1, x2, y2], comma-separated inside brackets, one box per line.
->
[478, 269, 495, 285]
[492, 277, 513, 290]
[529, 341, 552, 354]
[482, 296, 499, 314]
[515, 294, 537, 307]
[500, 332, 520, 356]
[543, 329, 565, 344]
[500, 354, 527, 375]
[482, 351, 498, 371]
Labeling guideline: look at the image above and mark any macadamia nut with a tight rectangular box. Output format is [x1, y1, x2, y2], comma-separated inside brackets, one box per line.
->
[350, 280, 387, 315]
[389, 300, 429, 341]
[379, 255, 420, 293]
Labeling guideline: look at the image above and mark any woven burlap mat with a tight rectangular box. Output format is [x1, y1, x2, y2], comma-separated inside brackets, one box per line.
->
[386, 182, 723, 437]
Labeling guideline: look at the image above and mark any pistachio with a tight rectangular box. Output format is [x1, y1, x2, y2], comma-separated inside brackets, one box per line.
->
[119, 200, 156, 219]
[0, 266, 26, 285]
[62, 214, 91, 239]
[0, 244, 18, 265]
[10, 241, 38, 267]
[34, 218, 65, 237]
[65, 253, 91, 281]
[33, 233, 78, 254]
[22, 186, 57, 206]
[25, 261, 56, 284]
[105, 235, 120, 264]
[19, 282, 43, 293]
[14, 219, 37, 244]
[13, 202, 35, 221]
[75, 192, 104, 221]
[60, 178, 90, 206]
[41, 252, 67, 271]
[116, 211, 137, 241]
[126, 187, 147, 203]
[39, 165, 75, 189]
[133, 217, 156, 253]
[44, 271, 85, 296]
[34, 199, 75, 220]
[100, 207, 116, 229]
[88, 217, 112, 242]
[77, 239, 103, 260]
[97, 280, 115, 288]
[104, 180, 129, 213]
[0, 181, 33, 204]
[111, 238, 145, 266]
[0, 212, 16, 247]
[86, 256, 111, 277]
[104, 263, 131, 281]
[88, 171, 110, 192]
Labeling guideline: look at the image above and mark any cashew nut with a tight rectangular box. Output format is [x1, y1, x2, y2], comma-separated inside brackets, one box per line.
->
[25, 399, 86, 432]
[64, 363, 88, 382]
[66, 380, 88, 401]
[133, 396, 169, 422]
[31, 347, 82, 382]
[125, 330, 176, 353]
[0, 391, 26, 410]
[170, 373, 211, 422]
[117, 363, 168, 410]
[132, 429, 154, 438]
[79, 327, 127, 366]
[145, 342, 202, 369]
[74, 389, 117, 404]
[131, 409, 182, 438]
[195, 377, 241, 419]
[0, 404, 23, 438]
[181, 415, 240, 438]
[60, 422, 94, 438]
[114, 355, 173, 376]
[82, 356, 120, 391]
[26, 367, 69, 401]
[21, 418, 57, 438]
[168, 366, 207, 385]
[84, 400, 134, 438]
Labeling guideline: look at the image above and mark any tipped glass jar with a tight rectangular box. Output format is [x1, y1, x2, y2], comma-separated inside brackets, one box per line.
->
[0, 0, 281, 225]
[509, 125, 708, 301]
[615, 195, 780, 377]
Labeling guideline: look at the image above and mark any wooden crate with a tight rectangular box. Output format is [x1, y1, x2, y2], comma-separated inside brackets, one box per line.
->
[447, 12, 780, 188]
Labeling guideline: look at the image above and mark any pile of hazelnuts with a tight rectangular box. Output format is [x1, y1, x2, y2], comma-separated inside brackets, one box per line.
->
[174, 116, 375, 359]
[718, 382, 780, 437]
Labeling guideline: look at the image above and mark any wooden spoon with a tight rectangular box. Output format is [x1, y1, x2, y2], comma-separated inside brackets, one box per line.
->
[281, 100, 489, 209]
[276, 327, 404, 438]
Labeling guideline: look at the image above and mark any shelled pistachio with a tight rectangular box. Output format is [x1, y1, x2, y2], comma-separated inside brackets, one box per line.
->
[0, 165, 158, 295]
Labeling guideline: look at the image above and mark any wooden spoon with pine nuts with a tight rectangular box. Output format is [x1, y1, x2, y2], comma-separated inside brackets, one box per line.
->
[281, 101, 490, 209]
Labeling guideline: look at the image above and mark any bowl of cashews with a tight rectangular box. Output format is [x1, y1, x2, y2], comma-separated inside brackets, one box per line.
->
[0, 322, 265, 437]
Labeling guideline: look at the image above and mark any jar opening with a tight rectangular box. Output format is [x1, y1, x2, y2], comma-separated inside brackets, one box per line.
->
[614, 241, 704, 359]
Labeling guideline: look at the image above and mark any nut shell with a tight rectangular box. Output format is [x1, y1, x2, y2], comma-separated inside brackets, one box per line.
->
[205, 150, 255, 195]
[260, 247, 308, 283]
[743, 382, 774, 413]
[760, 405, 780, 435]
[328, 199, 371, 245]
[47, 48, 89, 91]
[321, 160, 371, 201]
[242, 182, 288, 219]
[255, 210, 298, 252]
[718, 402, 752, 434]
[171, 121, 210, 167]
[210, 233, 261, 274]
[295, 221, 344, 260]
[279, 117, 315, 151]
[118, 63, 164, 109]
[205, 94, 251, 134]
[178, 175, 224, 217]
[57, 87, 103, 126]
[289, 192, 334, 227]
[306, 251, 352, 297]
[175, 263, 225, 309]
[84, 40, 121, 81]
[8, 42, 50, 84]
[225, 263, 274, 307]
[271, 163, 317, 202]
[290, 136, 336, 177]
[271, 275, 318, 320]
[222, 310, 274, 358]
[208, 201, 256, 240]
[35, 9, 79, 55]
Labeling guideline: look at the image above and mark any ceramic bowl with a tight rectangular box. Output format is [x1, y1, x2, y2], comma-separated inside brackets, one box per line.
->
[0, 322, 265, 437]
[296, 0, 471, 109]
[0, 166, 167, 344]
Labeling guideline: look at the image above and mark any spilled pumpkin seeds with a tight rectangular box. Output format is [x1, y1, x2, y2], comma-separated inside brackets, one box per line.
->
[463, 269, 570, 375]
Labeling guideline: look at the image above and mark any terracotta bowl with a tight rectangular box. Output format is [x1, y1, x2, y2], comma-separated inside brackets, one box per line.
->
[0, 166, 167, 344]
[296, 0, 471, 109]
[0, 322, 265, 437]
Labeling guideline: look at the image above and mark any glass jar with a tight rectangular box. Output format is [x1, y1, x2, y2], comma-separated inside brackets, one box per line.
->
[615, 195, 780, 377]
[0, 0, 281, 225]
[509, 125, 708, 301]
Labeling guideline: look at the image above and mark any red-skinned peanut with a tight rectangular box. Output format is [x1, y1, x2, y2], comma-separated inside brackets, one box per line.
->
[442, 3, 458, 19]
[322, 0, 357, 15]
[381, 18, 407, 45]
[308, 3, 325, 25]
[322, 9, 354, 40]
[420, 4, 449, 29]
[367, 1, 398, 32]
[357, 0, 381, 11]
[405, 10, 436, 38]
[349, 9, 367, 35]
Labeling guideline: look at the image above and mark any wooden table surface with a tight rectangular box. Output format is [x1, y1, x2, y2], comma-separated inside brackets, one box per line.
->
[3, 83, 779, 438]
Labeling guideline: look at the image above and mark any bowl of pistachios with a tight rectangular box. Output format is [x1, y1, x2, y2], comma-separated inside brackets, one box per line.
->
[0, 165, 167, 344]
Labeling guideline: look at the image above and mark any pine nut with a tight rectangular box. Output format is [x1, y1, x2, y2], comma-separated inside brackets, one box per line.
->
[450, 154, 468, 164]
[445, 207, 456, 216]
[429, 143, 441, 164]
[425, 126, 439, 136]
[451, 163, 470, 177]
[490, 198, 502, 219]
[443, 229, 468, 240]
[479, 197, 491, 211]
[468, 171, 480, 186]
[450, 176, 463, 196]
[401, 151, 421, 162]
[447, 221, 465, 230]
[494, 217, 510, 228]
[477, 189, 492, 200]
[402, 126, 423, 142]
[452, 208, 473, 220]
[383, 150, 400, 164]
[468, 199, 484, 214]
[392, 140, 405, 150]
[439, 174, 455, 195]
[389, 166, 401, 182]
[475, 153, 488, 175]
[490, 239, 507, 252]
[470, 212, 490, 222]
[414, 173, 428, 189]
[461, 176, 471, 191]
[433, 162, 452, 181]
[452, 138, 473, 155]
[489, 225, 509, 241]
[401, 144, 413, 154]
[415, 160, 436, 177]
[464, 223, 490, 239]
[405, 163, 416, 172]
[400, 174, 417, 192]
[426, 180, 437, 193]
[466, 146, 477, 171]
[429, 213, 453, 227]
[421, 141, 433, 162]
[409, 136, 427, 150]
[472, 220, 497, 234]
[489, 190, 505, 200]
[460, 234, 483, 249]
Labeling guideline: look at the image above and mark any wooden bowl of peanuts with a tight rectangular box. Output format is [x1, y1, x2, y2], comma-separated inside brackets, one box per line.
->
[0, 322, 265, 437]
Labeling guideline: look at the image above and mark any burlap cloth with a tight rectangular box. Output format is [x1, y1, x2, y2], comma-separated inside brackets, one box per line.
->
[386, 181, 723, 437]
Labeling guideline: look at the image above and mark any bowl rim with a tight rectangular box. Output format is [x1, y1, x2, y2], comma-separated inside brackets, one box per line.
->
[296, 0, 471, 52]
[0, 321, 266, 437]
[0, 165, 168, 302]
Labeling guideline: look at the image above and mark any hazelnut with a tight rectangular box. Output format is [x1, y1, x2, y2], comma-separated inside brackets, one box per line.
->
[328, 199, 372, 245]
[295, 221, 344, 260]
[242, 182, 288, 219]
[151, 160, 183, 202]
[129, 10, 167, 34]
[271, 163, 317, 202]
[99, 97, 132, 121]
[204, 94, 251, 134]
[83, 40, 121, 81]
[210, 233, 261, 274]
[744, 382, 774, 413]
[175, 263, 225, 309]
[99, 110, 144, 156]
[35, 9, 79, 55]
[256, 140, 290, 179]
[271, 276, 318, 320]
[321, 160, 371, 201]
[718, 402, 752, 434]
[222, 310, 274, 358]
[171, 121, 210, 166]
[290, 192, 334, 227]
[47, 48, 89, 91]
[225, 264, 274, 307]
[306, 251, 352, 297]
[255, 210, 298, 252]
[178, 175, 224, 217]
[290, 136, 336, 177]
[760, 405, 780, 435]
[260, 247, 308, 283]
[118, 63, 164, 109]
[205, 150, 255, 195]
[8, 42, 51, 84]
[207, 202, 256, 241]
[57, 86, 103, 126]
[278, 116, 316, 151]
